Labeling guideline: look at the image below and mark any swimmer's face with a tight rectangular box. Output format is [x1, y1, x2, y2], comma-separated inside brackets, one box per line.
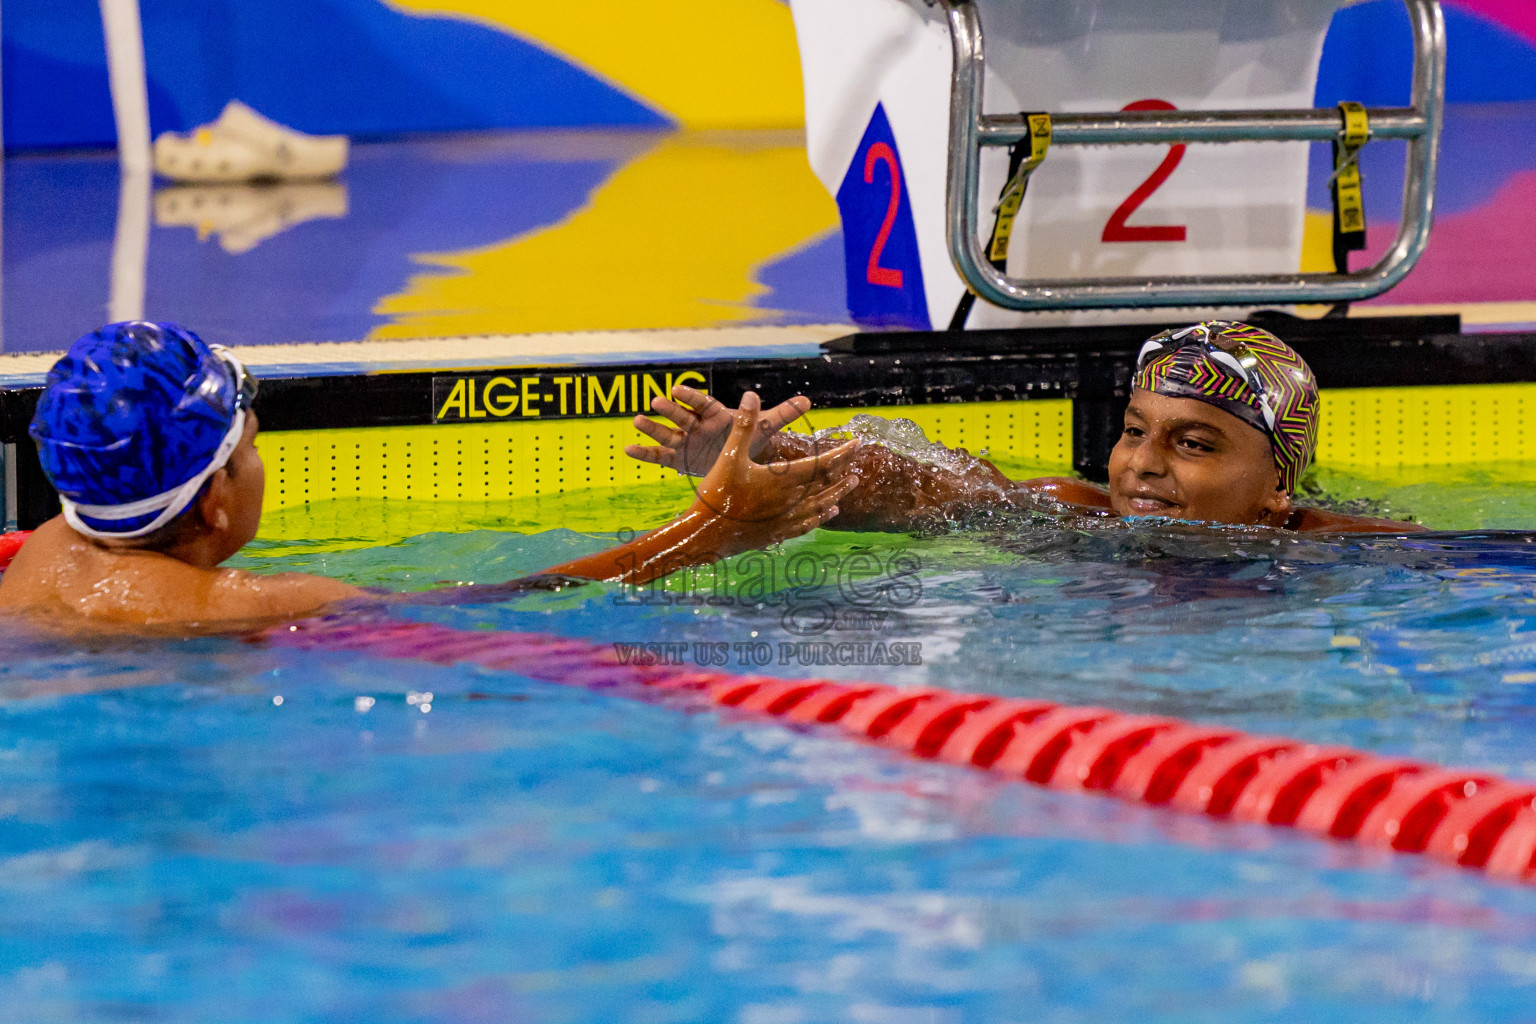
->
[215, 412, 265, 559]
[1108, 389, 1292, 527]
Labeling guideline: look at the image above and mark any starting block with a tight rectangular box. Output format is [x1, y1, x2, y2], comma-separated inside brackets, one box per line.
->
[790, 0, 1446, 328]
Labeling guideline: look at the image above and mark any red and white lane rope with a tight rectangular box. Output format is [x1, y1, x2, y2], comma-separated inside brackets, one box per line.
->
[270, 617, 1536, 885]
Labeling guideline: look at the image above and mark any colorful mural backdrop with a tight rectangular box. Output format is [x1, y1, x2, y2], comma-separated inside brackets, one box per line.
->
[5, 0, 1536, 150]
[4, 0, 1536, 350]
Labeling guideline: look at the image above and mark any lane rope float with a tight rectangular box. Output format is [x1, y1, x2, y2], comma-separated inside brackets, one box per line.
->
[0, 531, 32, 572]
[265, 615, 1536, 885]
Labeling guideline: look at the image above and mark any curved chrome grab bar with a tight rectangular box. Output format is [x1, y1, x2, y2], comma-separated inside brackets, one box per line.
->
[936, 0, 1446, 311]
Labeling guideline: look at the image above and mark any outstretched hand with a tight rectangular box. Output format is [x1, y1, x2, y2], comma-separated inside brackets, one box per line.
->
[688, 391, 860, 558]
[544, 392, 858, 586]
[626, 385, 811, 477]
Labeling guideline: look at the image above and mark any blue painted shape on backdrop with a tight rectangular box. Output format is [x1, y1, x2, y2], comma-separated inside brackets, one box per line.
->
[836, 105, 930, 331]
[1305, 105, 1536, 221]
[753, 230, 850, 326]
[1, 136, 635, 351]
[3, 0, 667, 151]
[1316, 1, 1536, 107]
[1, 155, 120, 350]
[3, 1, 178, 150]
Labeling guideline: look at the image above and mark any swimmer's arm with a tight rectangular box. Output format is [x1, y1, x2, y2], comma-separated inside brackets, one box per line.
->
[541, 506, 750, 586]
[434, 502, 848, 594]
[210, 567, 574, 616]
[551, 394, 860, 584]
[767, 432, 1038, 531]
[228, 399, 858, 603]
[1017, 477, 1113, 510]
[1290, 507, 1430, 534]
[201, 567, 367, 619]
[629, 389, 1111, 530]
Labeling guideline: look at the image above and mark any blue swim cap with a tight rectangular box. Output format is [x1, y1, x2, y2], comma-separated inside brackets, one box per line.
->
[30, 321, 248, 539]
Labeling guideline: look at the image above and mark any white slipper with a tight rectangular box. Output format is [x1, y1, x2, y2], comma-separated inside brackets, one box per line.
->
[153, 128, 272, 183]
[210, 101, 348, 179]
[155, 181, 349, 253]
[153, 101, 347, 183]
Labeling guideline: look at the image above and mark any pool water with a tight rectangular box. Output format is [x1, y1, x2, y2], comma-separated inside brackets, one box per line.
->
[6, 465, 1536, 1021]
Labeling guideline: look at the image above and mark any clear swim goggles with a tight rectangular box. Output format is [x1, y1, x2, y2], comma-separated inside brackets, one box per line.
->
[210, 344, 259, 413]
[1135, 324, 1278, 434]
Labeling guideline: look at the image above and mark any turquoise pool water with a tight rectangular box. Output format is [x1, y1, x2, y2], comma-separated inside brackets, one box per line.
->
[6, 470, 1536, 1021]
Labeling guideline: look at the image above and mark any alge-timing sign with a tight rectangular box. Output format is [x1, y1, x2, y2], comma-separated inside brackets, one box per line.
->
[433, 369, 710, 423]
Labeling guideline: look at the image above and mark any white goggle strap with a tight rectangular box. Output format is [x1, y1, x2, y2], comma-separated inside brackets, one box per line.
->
[62, 407, 247, 541]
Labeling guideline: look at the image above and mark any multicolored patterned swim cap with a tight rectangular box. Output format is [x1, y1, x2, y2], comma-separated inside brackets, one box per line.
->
[1130, 320, 1320, 494]
[30, 322, 249, 539]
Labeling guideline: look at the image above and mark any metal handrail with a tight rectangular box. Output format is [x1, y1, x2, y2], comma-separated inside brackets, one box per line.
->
[935, 0, 1446, 311]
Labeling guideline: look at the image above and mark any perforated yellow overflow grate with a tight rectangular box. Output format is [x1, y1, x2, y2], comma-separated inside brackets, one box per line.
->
[252, 385, 1536, 538]
[254, 400, 1074, 511]
[1318, 384, 1536, 469]
[256, 417, 667, 510]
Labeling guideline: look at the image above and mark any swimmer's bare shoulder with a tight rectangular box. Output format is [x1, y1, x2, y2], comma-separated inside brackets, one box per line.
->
[1285, 507, 1430, 534]
[1015, 478, 1429, 533]
[0, 517, 361, 626]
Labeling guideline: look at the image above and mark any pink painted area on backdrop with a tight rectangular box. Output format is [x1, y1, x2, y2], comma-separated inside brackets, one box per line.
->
[1451, 0, 1536, 46]
[1359, 168, 1536, 307]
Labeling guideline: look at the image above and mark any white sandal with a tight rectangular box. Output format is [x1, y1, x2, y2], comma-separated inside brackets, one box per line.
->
[153, 101, 347, 183]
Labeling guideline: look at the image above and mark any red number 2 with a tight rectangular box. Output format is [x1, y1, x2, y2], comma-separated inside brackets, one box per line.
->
[1102, 99, 1188, 244]
[864, 142, 905, 288]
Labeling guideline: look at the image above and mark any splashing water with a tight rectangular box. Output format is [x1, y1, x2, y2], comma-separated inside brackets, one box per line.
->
[810, 414, 998, 477]
[808, 414, 1060, 528]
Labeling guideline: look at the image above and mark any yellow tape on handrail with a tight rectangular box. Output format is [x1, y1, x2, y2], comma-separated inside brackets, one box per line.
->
[1332, 102, 1370, 247]
[989, 114, 1052, 263]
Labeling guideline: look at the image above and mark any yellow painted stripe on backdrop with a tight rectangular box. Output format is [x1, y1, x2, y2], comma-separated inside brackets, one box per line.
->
[384, 0, 806, 129]
[1300, 209, 1335, 274]
[371, 135, 840, 338]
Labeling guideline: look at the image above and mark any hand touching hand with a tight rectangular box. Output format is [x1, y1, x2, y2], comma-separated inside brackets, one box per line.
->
[688, 392, 860, 558]
[545, 392, 860, 585]
[625, 385, 811, 477]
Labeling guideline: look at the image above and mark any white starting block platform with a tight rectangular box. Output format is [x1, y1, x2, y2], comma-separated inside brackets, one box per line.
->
[790, 0, 1444, 329]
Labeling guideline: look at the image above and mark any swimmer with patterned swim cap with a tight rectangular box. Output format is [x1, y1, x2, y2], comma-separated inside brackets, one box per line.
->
[0, 322, 859, 626]
[628, 320, 1424, 536]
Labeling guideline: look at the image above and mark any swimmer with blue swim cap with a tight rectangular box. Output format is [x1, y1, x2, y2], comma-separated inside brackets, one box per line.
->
[37, 321, 262, 543]
[0, 323, 859, 625]
[630, 320, 1423, 534]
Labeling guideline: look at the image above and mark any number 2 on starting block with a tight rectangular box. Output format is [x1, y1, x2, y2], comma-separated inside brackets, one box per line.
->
[836, 104, 931, 330]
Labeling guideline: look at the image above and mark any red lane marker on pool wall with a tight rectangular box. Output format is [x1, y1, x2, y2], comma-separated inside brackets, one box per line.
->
[269, 618, 1536, 885]
[0, 531, 32, 571]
